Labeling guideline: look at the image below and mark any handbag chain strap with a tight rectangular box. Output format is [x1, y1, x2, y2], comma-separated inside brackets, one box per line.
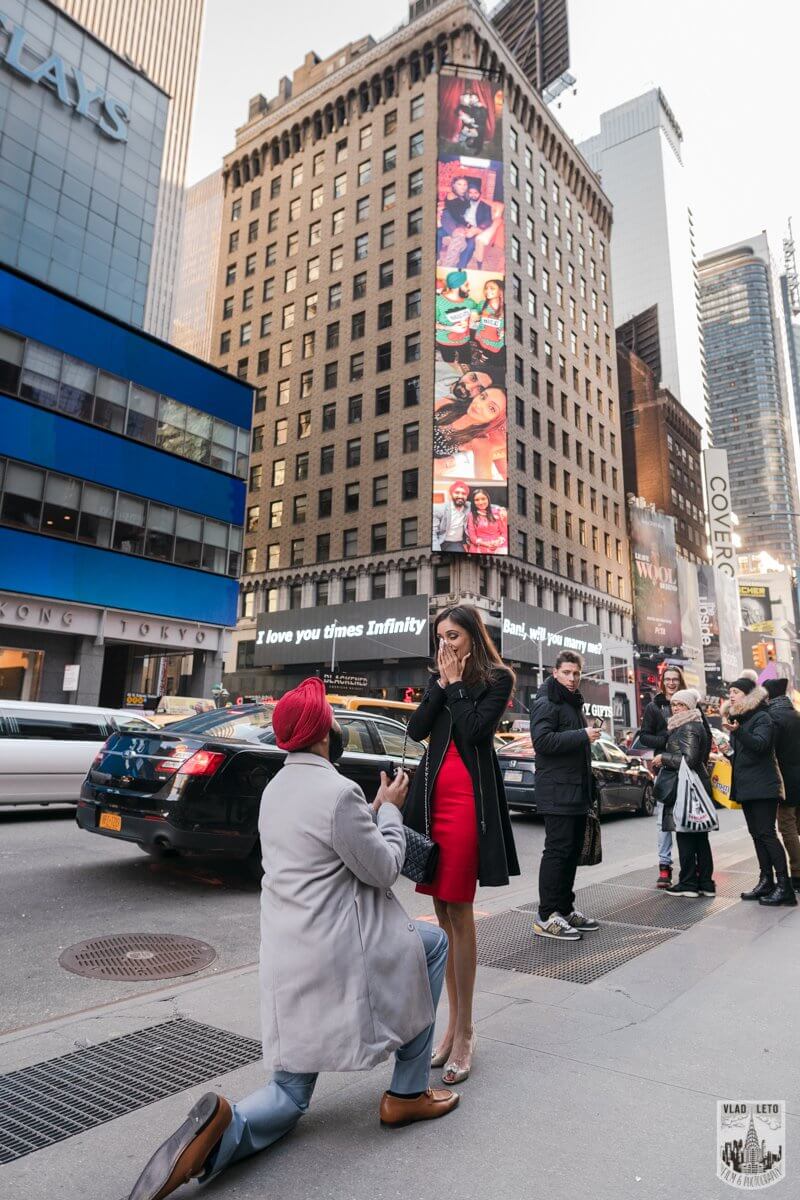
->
[400, 724, 430, 839]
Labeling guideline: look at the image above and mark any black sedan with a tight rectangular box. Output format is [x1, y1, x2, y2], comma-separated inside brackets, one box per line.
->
[75, 704, 424, 874]
[498, 734, 655, 817]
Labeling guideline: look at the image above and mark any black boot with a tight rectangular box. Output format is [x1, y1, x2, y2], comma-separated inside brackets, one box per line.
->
[741, 874, 774, 900]
[759, 877, 798, 907]
[791, 877, 800, 892]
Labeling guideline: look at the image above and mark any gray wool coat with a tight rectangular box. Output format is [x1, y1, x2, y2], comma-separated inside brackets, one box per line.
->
[257, 752, 435, 1073]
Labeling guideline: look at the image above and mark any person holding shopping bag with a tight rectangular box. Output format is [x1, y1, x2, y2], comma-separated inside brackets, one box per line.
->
[723, 675, 797, 907]
[405, 604, 519, 1086]
[652, 689, 715, 897]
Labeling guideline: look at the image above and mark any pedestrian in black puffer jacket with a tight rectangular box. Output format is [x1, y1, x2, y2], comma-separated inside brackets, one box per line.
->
[764, 678, 800, 889]
[652, 689, 715, 896]
[724, 676, 796, 908]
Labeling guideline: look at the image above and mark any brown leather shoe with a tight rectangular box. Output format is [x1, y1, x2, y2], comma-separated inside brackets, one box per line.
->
[128, 1092, 233, 1200]
[379, 1087, 459, 1127]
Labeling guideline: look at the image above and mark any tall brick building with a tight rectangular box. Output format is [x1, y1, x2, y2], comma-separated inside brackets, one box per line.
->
[618, 344, 706, 563]
[213, 0, 633, 700]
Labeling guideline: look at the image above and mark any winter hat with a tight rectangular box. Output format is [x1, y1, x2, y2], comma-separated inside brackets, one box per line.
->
[740, 669, 759, 683]
[764, 678, 789, 699]
[446, 270, 468, 288]
[730, 676, 757, 695]
[670, 689, 698, 709]
[272, 677, 332, 752]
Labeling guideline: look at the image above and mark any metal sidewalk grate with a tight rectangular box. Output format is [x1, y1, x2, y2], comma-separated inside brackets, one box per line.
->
[614, 864, 758, 900]
[0, 1018, 262, 1165]
[476, 908, 676, 983]
[519, 881, 738, 931]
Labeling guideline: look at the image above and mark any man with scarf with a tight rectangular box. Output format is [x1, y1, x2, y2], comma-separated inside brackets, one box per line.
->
[529, 651, 602, 940]
[126, 677, 458, 1200]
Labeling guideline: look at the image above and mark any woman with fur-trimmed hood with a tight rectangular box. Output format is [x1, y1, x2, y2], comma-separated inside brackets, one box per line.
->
[722, 672, 797, 908]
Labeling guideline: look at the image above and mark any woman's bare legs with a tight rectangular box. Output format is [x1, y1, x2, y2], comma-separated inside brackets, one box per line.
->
[431, 897, 456, 1063]
[439, 900, 477, 1078]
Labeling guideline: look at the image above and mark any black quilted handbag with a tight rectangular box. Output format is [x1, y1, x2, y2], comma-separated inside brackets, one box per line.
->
[399, 728, 439, 885]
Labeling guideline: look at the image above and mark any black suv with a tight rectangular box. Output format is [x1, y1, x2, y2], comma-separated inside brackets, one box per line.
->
[76, 704, 424, 873]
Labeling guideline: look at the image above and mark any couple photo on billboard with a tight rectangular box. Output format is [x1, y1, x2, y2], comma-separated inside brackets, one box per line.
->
[432, 75, 508, 556]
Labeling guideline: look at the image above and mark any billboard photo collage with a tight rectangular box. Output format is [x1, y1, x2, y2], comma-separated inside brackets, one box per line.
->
[432, 77, 509, 556]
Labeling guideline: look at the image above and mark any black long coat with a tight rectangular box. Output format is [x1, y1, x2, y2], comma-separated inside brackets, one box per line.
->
[768, 696, 800, 804]
[639, 694, 671, 752]
[404, 671, 520, 888]
[654, 715, 712, 831]
[728, 686, 783, 804]
[528, 675, 594, 816]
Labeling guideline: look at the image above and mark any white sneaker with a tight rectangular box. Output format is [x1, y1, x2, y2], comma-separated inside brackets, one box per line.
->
[533, 912, 582, 940]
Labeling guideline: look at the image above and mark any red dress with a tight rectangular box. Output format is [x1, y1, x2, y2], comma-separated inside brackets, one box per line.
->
[416, 741, 479, 904]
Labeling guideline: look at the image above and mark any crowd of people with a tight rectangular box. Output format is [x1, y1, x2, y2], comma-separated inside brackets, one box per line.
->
[125, 605, 799, 1200]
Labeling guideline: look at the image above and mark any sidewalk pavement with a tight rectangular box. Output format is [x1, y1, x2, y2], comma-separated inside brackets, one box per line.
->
[2, 824, 799, 1200]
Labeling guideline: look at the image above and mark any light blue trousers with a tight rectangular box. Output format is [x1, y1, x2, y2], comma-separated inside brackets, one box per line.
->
[656, 802, 673, 866]
[204, 921, 448, 1181]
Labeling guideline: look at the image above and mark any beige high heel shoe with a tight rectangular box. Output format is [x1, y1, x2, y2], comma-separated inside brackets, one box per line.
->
[442, 1030, 477, 1084]
[431, 1037, 454, 1069]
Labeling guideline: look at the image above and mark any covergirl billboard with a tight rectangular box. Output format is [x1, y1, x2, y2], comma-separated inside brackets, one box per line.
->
[432, 76, 508, 556]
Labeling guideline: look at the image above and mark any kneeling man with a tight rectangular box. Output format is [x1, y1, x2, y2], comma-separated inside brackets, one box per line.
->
[128, 677, 457, 1200]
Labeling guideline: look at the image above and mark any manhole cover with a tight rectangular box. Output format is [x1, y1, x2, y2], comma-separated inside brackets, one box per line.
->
[59, 933, 217, 980]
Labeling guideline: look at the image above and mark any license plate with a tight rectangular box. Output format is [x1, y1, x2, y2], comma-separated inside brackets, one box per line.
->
[99, 811, 122, 832]
[504, 770, 523, 783]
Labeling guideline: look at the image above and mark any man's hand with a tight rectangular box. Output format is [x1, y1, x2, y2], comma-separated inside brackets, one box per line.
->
[651, 755, 663, 769]
[375, 769, 409, 809]
[587, 727, 602, 743]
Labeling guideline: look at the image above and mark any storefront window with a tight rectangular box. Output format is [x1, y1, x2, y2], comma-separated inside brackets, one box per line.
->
[0, 648, 44, 700]
[0, 331, 24, 393]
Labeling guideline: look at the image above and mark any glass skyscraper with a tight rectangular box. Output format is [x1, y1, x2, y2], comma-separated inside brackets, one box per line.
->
[699, 233, 800, 564]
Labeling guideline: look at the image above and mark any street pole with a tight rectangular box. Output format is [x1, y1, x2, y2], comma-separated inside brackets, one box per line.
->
[330, 620, 338, 676]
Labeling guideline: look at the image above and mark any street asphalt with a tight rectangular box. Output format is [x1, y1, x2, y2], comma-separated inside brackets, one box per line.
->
[2, 804, 798, 1200]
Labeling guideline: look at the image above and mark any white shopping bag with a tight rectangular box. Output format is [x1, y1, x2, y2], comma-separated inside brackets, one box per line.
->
[673, 758, 719, 833]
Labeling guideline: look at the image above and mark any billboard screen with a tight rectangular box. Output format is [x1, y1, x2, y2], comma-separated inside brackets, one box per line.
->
[254, 596, 430, 667]
[629, 506, 681, 648]
[501, 598, 604, 673]
[432, 76, 508, 556]
[717, 571, 744, 681]
[739, 583, 774, 634]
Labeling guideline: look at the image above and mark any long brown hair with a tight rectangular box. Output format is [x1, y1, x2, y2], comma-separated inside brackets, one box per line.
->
[433, 604, 515, 691]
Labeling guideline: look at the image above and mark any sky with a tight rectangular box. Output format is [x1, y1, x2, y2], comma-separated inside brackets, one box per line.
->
[187, 0, 799, 261]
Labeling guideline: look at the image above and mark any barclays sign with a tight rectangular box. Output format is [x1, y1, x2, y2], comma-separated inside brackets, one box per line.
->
[0, 12, 129, 141]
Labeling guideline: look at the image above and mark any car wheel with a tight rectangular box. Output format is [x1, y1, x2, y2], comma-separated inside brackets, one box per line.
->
[638, 786, 655, 817]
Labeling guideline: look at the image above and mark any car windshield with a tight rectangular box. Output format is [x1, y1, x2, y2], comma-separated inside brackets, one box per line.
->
[166, 705, 276, 739]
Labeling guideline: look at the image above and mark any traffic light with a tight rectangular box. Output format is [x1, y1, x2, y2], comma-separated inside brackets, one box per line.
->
[752, 643, 768, 670]
[766, 640, 777, 663]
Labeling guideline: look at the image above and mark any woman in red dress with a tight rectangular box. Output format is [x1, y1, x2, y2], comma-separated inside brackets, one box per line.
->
[405, 605, 519, 1084]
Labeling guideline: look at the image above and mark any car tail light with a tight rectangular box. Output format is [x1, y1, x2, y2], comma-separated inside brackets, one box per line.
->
[177, 750, 226, 777]
[155, 743, 194, 773]
[92, 738, 112, 767]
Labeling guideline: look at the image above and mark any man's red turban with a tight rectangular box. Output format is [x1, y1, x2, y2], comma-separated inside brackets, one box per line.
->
[272, 677, 333, 752]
